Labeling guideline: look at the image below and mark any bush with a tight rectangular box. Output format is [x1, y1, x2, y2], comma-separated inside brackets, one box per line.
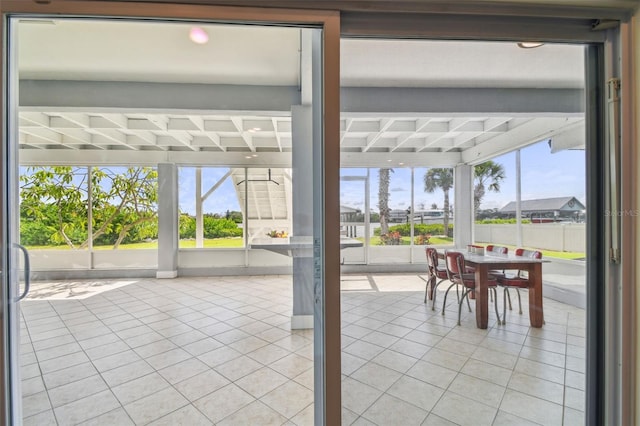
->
[179, 214, 243, 239]
[20, 220, 56, 246]
[203, 217, 243, 239]
[374, 223, 453, 237]
[414, 233, 432, 245]
[380, 231, 401, 245]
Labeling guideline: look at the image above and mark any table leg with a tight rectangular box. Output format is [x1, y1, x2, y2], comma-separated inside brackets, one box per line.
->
[429, 275, 436, 300]
[528, 263, 544, 327]
[474, 264, 489, 329]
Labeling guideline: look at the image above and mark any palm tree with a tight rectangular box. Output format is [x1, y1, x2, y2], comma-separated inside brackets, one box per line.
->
[474, 161, 506, 214]
[424, 168, 453, 236]
[378, 168, 392, 235]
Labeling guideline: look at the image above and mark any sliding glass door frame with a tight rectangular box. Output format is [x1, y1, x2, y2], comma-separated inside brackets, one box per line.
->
[1, 2, 635, 425]
[339, 15, 628, 426]
[0, 2, 340, 425]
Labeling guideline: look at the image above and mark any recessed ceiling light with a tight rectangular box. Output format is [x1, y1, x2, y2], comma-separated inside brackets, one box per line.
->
[189, 27, 209, 44]
[248, 127, 261, 133]
[517, 42, 544, 49]
[252, 154, 259, 157]
[245, 155, 252, 159]
[399, 162, 405, 166]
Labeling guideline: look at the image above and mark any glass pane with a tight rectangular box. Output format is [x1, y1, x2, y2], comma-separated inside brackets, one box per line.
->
[20, 166, 90, 251]
[178, 167, 244, 248]
[11, 17, 324, 424]
[340, 38, 586, 425]
[341, 168, 368, 264]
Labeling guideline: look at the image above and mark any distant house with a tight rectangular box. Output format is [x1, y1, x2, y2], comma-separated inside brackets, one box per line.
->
[340, 205, 361, 222]
[500, 196, 586, 222]
[389, 209, 410, 222]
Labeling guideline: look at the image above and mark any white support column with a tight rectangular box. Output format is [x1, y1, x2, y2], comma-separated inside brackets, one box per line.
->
[515, 149, 523, 247]
[195, 167, 204, 248]
[454, 164, 474, 248]
[291, 104, 314, 329]
[157, 163, 179, 278]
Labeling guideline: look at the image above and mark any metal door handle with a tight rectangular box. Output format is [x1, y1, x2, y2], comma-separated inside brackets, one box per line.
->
[13, 243, 30, 301]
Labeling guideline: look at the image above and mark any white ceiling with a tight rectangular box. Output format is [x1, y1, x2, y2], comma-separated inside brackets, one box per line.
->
[340, 39, 585, 89]
[18, 20, 301, 85]
[16, 18, 586, 168]
[18, 19, 584, 88]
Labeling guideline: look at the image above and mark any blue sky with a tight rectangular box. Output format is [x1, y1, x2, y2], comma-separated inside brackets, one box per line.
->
[339, 138, 586, 213]
[177, 138, 586, 215]
[179, 167, 241, 215]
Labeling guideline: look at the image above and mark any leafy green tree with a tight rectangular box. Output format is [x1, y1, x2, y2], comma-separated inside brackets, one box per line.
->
[179, 213, 196, 239]
[225, 210, 244, 223]
[474, 161, 506, 214]
[20, 166, 158, 249]
[20, 167, 89, 248]
[424, 168, 454, 236]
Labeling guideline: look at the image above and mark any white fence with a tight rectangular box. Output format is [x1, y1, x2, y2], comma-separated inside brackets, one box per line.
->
[474, 223, 585, 253]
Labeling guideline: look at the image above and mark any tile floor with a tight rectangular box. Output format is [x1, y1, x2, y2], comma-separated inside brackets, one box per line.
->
[20, 274, 585, 425]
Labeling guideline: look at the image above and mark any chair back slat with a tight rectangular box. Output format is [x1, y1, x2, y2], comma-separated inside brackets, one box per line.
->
[515, 248, 542, 259]
[445, 251, 465, 276]
[487, 245, 508, 254]
[425, 247, 438, 268]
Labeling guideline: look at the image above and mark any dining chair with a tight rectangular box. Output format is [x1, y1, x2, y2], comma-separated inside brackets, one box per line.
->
[425, 247, 449, 309]
[486, 244, 508, 255]
[442, 250, 501, 325]
[485, 245, 509, 303]
[497, 248, 542, 323]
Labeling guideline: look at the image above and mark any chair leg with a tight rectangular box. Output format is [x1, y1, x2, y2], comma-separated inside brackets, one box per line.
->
[441, 283, 457, 315]
[458, 289, 471, 326]
[431, 278, 444, 311]
[502, 287, 507, 324]
[423, 275, 432, 303]
[466, 291, 472, 312]
[505, 288, 513, 310]
[492, 288, 502, 325]
[516, 288, 523, 315]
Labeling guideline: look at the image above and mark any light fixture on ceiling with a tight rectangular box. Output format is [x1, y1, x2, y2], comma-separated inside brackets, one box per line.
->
[248, 127, 262, 133]
[189, 27, 209, 44]
[237, 169, 280, 186]
[517, 41, 544, 49]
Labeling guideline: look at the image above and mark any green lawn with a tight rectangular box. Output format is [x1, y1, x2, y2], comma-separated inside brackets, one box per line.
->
[359, 236, 454, 246]
[178, 238, 244, 248]
[475, 243, 584, 260]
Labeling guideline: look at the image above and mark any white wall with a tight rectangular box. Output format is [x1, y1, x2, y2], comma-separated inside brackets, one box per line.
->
[28, 249, 158, 270]
[475, 224, 585, 252]
[27, 248, 293, 272]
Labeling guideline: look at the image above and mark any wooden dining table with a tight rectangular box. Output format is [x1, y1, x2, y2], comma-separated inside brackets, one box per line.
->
[437, 249, 546, 329]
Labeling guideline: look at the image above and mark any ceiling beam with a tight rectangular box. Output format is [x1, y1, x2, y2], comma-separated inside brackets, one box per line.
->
[20, 149, 463, 168]
[20, 80, 300, 114]
[341, 151, 462, 167]
[341, 87, 584, 114]
[20, 80, 584, 115]
[461, 116, 583, 164]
